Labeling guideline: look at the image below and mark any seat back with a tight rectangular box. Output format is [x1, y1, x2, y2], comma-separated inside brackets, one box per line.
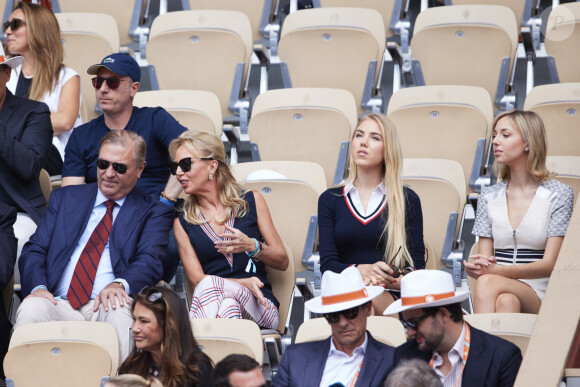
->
[403, 158, 466, 270]
[39, 169, 52, 203]
[249, 88, 357, 188]
[387, 85, 493, 192]
[55, 12, 119, 122]
[186, 0, 273, 43]
[278, 8, 385, 114]
[8, 321, 119, 376]
[266, 244, 295, 333]
[295, 316, 406, 346]
[464, 313, 537, 355]
[54, 0, 140, 45]
[544, 3, 580, 83]
[147, 10, 253, 120]
[445, 0, 532, 31]
[133, 90, 223, 136]
[191, 318, 264, 365]
[524, 83, 580, 157]
[546, 156, 580, 207]
[232, 160, 327, 195]
[240, 180, 319, 273]
[411, 5, 518, 107]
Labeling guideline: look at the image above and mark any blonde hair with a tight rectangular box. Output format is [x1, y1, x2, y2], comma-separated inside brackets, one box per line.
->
[168, 130, 248, 225]
[344, 114, 413, 269]
[14, 3, 64, 101]
[493, 110, 554, 182]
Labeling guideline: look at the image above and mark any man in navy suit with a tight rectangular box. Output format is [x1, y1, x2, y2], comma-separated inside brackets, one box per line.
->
[15, 130, 173, 361]
[274, 267, 395, 387]
[384, 270, 522, 387]
[0, 47, 52, 225]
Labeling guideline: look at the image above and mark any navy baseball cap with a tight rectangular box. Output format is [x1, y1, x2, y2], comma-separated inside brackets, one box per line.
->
[87, 53, 141, 82]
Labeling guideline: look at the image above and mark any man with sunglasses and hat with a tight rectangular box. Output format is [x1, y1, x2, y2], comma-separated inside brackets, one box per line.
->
[274, 266, 395, 387]
[384, 270, 522, 387]
[16, 130, 174, 362]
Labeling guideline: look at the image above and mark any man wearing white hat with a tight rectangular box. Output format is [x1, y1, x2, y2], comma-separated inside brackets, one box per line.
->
[384, 270, 522, 387]
[274, 266, 395, 387]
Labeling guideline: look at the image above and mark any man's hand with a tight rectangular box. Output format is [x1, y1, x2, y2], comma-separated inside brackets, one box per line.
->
[25, 288, 57, 305]
[93, 282, 131, 312]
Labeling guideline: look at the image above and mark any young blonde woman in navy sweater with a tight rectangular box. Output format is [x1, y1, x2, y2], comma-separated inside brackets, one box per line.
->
[318, 113, 425, 315]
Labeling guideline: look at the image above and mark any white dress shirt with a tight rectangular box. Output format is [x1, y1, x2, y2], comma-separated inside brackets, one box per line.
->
[55, 190, 129, 298]
[432, 323, 467, 387]
[343, 182, 386, 217]
[319, 333, 368, 387]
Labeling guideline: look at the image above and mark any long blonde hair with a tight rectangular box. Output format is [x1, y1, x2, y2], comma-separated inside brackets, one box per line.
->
[344, 114, 413, 269]
[13, 2, 64, 101]
[493, 110, 554, 182]
[168, 130, 248, 225]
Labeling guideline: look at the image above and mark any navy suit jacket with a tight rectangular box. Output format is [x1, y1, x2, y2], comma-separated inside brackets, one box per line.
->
[274, 332, 395, 387]
[19, 183, 174, 297]
[0, 89, 52, 224]
[394, 323, 522, 387]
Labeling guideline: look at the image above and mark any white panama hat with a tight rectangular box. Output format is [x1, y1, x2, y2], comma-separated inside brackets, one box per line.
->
[0, 45, 22, 69]
[384, 270, 469, 315]
[305, 266, 384, 314]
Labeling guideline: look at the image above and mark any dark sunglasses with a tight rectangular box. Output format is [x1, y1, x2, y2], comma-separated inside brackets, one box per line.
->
[3, 19, 26, 32]
[140, 286, 164, 303]
[91, 76, 130, 90]
[401, 310, 436, 330]
[169, 156, 212, 175]
[323, 305, 361, 324]
[96, 158, 132, 174]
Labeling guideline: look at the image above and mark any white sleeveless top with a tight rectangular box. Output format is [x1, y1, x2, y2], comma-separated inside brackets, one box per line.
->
[7, 65, 83, 160]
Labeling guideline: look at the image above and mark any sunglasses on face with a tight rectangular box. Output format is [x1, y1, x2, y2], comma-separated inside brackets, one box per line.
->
[169, 156, 212, 175]
[323, 305, 361, 324]
[3, 18, 26, 32]
[401, 311, 436, 330]
[91, 76, 130, 90]
[96, 158, 132, 174]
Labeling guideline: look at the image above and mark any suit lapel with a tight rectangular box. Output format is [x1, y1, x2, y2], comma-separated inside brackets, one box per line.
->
[0, 90, 16, 124]
[109, 188, 146, 266]
[356, 333, 381, 387]
[304, 338, 330, 386]
[64, 185, 98, 251]
[462, 325, 490, 387]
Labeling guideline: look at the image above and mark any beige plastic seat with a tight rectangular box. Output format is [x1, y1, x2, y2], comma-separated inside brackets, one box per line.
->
[387, 85, 494, 193]
[524, 83, 580, 158]
[411, 5, 518, 109]
[248, 88, 357, 188]
[53, 0, 144, 46]
[278, 8, 385, 114]
[191, 318, 264, 365]
[403, 159, 467, 270]
[133, 90, 223, 136]
[544, 3, 580, 83]
[295, 316, 406, 347]
[183, 0, 275, 44]
[6, 321, 119, 382]
[231, 160, 327, 196]
[464, 313, 536, 355]
[442, 0, 533, 32]
[146, 10, 253, 121]
[39, 169, 52, 203]
[55, 12, 120, 122]
[546, 156, 580, 206]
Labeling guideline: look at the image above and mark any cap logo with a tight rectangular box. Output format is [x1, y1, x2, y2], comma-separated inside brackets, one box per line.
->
[103, 58, 115, 63]
[425, 295, 435, 302]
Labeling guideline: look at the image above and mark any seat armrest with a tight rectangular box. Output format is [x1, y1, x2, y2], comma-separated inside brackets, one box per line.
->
[332, 141, 349, 186]
[546, 56, 560, 84]
[147, 65, 160, 90]
[469, 138, 491, 192]
[302, 215, 318, 271]
[361, 60, 382, 113]
[250, 143, 261, 162]
[494, 57, 516, 110]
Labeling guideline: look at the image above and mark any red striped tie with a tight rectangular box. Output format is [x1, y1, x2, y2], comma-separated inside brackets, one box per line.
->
[67, 200, 116, 309]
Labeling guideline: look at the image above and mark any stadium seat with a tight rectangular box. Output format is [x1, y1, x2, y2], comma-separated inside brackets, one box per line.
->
[231, 160, 327, 195]
[524, 83, 580, 157]
[546, 156, 580, 206]
[55, 12, 120, 122]
[464, 313, 537, 356]
[191, 318, 264, 365]
[39, 169, 52, 203]
[402, 158, 467, 270]
[133, 90, 223, 136]
[442, 0, 535, 32]
[544, 2, 580, 83]
[387, 85, 494, 193]
[278, 8, 386, 114]
[295, 316, 406, 347]
[410, 5, 518, 110]
[248, 88, 357, 188]
[146, 10, 253, 126]
[53, 0, 145, 46]
[5, 321, 119, 386]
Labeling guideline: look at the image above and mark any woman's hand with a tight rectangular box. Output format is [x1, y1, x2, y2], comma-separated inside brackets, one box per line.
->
[216, 224, 255, 254]
[357, 262, 399, 288]
[465, 254, 497, 279]
[239, 277, 269, 308]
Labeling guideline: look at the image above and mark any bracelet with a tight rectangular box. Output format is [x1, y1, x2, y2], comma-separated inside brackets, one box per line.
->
[160, 191, 177, 203]
[253, 241, 264, 261]
[159, 197, 174, 206]
[246, 238, 260, 258]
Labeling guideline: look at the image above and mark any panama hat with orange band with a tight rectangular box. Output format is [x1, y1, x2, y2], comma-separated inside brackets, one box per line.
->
[383, 270, 469, 315]
[305, 266, 384, 314]
[0, 45, 23, 69]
